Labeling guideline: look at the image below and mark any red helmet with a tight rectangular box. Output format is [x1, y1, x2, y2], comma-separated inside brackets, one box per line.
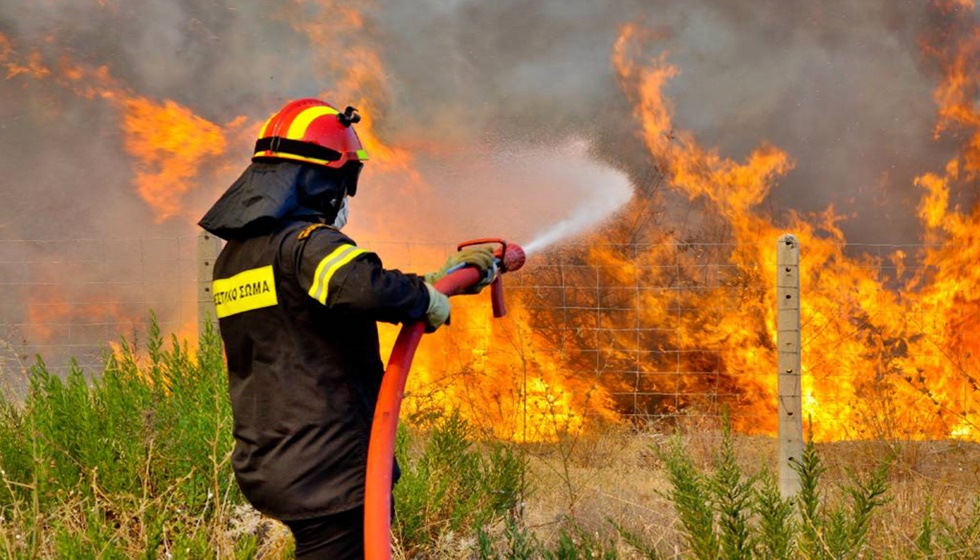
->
[252, 99, 369, 169]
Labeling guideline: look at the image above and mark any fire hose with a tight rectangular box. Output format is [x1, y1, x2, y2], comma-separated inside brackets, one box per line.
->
[364, 238, 526, 560]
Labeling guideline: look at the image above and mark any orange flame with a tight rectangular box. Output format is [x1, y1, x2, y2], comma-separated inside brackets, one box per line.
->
[3, 10, 610, 442]
[923, 4, 980, 175]
[121, 98, 230, 222]
[8, 3, 980, 445]
[0, 33, 49, 80]
[280, 4, 617, 440]
[379, 296, 619, 442]
[25, 280, 139, 345]
[610, 12, 980, 441]
[1, 35, 246, 222]
[286, 0, 418, 179]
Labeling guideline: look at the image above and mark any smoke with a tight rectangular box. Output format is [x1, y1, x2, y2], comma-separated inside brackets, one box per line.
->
[395, 138, 633, 251]
[0, 0, 976, 355]
[374, 0, 974, 244]
[1, 1, 974, 238]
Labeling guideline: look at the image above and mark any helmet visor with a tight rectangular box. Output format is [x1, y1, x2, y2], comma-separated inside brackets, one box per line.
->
[343, 162, 363, 197]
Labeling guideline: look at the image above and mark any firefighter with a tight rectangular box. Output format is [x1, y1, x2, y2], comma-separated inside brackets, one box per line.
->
[198, 99, 494, 559]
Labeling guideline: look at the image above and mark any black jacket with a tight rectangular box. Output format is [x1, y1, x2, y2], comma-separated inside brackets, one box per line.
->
[201, 162, 429, 520]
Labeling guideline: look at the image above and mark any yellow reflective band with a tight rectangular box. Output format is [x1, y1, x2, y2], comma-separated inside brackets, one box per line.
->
[308, 244, 368, 305]
[287, 106, 340, 140]
[212, 265, 278, 319]
[355, 149, 369, 161]
[251, 151, 336, 167]
[258, 115, 276, 139]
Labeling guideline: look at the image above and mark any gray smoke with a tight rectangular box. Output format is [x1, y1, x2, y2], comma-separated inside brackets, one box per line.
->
[1, 0, 974, 240]
[374, 0, 971, 244]
[0, 0, 976, 369]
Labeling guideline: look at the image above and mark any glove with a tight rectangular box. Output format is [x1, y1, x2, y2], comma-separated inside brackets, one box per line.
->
[423, 246, 496, 294]
[424, 283, 450, 332]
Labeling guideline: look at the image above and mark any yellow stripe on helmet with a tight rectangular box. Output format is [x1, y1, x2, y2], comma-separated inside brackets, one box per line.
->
[252, 151, 338, 167]
[258, 115, 276, 139]
[286, 105, 340, 140]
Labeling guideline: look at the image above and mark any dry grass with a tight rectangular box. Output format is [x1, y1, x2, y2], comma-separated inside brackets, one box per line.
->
[507, 420, 980, 558]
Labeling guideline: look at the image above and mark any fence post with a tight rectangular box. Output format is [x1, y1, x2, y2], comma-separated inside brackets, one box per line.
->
[777, 234, 803, 498]
[197, 230, 222, 345]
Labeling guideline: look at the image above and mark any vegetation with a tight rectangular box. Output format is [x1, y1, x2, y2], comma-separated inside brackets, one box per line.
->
[0, 321, 251, 559]
[1, 321, 979, 558]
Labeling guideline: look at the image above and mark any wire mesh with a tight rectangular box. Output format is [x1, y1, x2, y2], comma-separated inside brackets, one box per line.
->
[0, 237, 197, 396]
[0, 235, 974, 441]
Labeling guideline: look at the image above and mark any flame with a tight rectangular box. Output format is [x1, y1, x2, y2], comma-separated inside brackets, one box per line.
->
[1, 34, 246, 222]
[0, 32, 50, 81]
[282, 3, 616, 440]
[922, 2, 980, 175]
[6, 2, 980, 445]
[606, 7, 980, 441]
[121, 97, 231, 222]
[286, 0, 418, 180]
[25, 280, 139, 346]
[2, 9, 606, 442]
[381, 296, 619, 442]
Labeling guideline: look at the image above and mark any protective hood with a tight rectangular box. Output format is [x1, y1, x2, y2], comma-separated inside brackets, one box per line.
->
[198, 161, 345, 240]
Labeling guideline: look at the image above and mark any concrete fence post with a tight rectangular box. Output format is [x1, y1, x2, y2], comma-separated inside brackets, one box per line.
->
[777, 234, 803, 498]
[197, 230, 223, 345]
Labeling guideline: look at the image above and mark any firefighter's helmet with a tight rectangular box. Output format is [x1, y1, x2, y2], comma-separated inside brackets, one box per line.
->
[252, 99, 369, 171]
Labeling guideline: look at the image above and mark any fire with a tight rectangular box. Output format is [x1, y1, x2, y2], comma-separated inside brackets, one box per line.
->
[121, 97, 230, 222]
[6, 2, 980, 445]
[0, 32, 49, 80]
[380, 296, 619, 442]
[1, 33, 246, 222]
[287, 0, 418, 180]
[922, 2, 980, 175]
[24, 279, 140, 347]
[2, 32, 249, 375]
[606, 6, 980, 441]
[283, 3, 616, 440]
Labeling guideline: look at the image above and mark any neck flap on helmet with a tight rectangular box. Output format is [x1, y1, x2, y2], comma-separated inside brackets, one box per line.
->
[198, 161, 349, 240]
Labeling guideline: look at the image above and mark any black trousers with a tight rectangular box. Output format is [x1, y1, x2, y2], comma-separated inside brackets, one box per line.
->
[284, 506, 365, 560]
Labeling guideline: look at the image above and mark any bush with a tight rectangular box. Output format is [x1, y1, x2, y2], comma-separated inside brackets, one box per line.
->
[0, 318, 249, 558]
[659, 418, 893, 560]
[394, 411, 525, 557]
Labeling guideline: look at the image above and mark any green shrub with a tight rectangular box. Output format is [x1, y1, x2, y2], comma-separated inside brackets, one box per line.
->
[794, 440, 892, 560]
[933, 494, 980, 560]
[659, 422, 894, 560]
[393, 411, 525, 556]
[0, 317, 248, 558]
[477, 516, 625, 560]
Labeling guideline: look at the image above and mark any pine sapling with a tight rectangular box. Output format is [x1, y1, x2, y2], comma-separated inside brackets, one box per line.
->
[661, 436, 719, 559]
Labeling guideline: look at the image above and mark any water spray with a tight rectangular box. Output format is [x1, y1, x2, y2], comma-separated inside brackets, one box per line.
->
[521, 184, 632, 256]
[522, 218, 577, 256]
[364, 238, 526, 559]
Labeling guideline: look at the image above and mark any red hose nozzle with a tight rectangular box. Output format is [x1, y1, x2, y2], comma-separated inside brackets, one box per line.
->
[456, 238, 526, 273]
[455, 239, 525, 318]
[497, 243, 525, 273]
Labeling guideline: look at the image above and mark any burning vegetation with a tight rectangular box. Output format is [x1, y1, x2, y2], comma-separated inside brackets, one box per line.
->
[0, 1, 979, 442]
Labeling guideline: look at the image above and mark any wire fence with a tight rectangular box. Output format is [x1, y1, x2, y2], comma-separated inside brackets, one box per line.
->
[0, 233, 975, 442]
[0, 237, 199, 396]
